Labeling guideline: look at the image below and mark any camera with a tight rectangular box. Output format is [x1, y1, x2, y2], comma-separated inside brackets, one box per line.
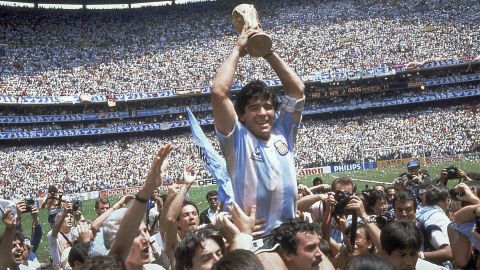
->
[72, 200, 81, 212]
[24, 199, 35, 213]
[445, 166, 460, 180]
[376, 211, 395, 228]
[449, 188, 465, 200]
[333, 190, 353, 216]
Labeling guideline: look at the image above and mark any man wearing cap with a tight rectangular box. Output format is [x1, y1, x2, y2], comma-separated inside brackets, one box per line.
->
[407, 159, 421, 175]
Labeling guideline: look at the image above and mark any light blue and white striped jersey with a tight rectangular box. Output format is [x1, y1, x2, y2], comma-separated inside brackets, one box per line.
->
[216, 109, 299, 233]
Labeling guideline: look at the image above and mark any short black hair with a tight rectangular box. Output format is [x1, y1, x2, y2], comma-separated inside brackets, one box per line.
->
[212, 249, 264, 270]
[177, 201, 199, 221]
[234, 80, 276, 117]
[346, 254, 395, 270]
[68, 243, 89, 267]
[392, 191, 417, 211]
[175, 226, 225, 270]
[425, 185, 448, 206]
[206, 190, 218, 200]
[380, 220, 423, 255]
[364, 190, 387, 215]
[313, 177, 323, 186]
[331, 176, 356, 192]
[81, 255, 125, 270]
[272, 220, 321, 255]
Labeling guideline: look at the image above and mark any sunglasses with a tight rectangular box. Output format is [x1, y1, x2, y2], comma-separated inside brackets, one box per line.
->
[208, 197, 218, 201]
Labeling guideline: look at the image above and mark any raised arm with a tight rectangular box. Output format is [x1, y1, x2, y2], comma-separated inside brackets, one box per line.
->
[263, 51, 305, 123]
[51, 202, 72, 238]
[211, 28, 258, 135]
[163, 165, 197, 264]
[109, 144, 173, 260]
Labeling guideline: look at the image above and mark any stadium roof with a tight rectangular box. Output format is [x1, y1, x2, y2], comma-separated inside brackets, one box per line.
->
[3, 0, 167, 4]
[0, 0, 206, 8]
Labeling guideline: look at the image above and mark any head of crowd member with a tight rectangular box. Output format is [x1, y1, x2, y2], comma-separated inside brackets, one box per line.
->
[364, 190, 388, 215]
[211, 249, 264, 270]
[81, 255, 125, 270]
[346, 254, 395, 270]
[331, 176, 356, 193]
[406, 160, 421, 175]
[205, 190, 218, 211]
[385, 187, 396, 204]
[95, 196, 110, 216]
[68, 243, 89, 270]
[177, 201, 200, 238]
[272, 220, 326, 270]
[9, 231, 26, 268]
[125, 222, 152, 268]
[345, 224, 374, 257]
[373, 184, 385, 193]
[56, 210, 74, 233]
[175, 226, 225, 270]
[424, 185, 449, 212]
[312, 177, 323, 187]
[234, 80, 277, 140]
[393, 192, 417, 223]
[379, 220, 423, 270]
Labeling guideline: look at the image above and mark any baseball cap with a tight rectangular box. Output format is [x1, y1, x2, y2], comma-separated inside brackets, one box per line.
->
[407, 160, 420, 168]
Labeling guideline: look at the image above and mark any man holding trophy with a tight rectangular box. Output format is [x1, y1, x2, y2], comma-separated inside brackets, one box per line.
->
[211, 4, 305, 237]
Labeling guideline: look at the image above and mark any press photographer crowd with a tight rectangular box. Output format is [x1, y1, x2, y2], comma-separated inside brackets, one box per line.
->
[1, 0, 480, 269]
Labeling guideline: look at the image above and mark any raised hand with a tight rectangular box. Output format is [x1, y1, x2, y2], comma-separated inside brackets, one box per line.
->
[146, 144, 174, 189]
[183, 164, 198, 186]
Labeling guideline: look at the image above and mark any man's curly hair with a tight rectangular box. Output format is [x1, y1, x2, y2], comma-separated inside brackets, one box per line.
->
[271, 220, 321, 255]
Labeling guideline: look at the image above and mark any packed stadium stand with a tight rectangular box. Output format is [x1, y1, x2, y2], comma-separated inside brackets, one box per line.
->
[0, 0, 479, 200]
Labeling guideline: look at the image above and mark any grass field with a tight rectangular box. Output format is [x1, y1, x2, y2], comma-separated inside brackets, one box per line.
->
[3, 158, 479, 263]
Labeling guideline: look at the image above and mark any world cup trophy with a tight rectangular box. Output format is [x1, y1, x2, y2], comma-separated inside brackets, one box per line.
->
[231, 4, 272, 57]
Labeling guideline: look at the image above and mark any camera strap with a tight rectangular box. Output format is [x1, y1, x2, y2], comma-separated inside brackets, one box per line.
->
[59, 232, 73, 247]
[349, 212, 358, 248]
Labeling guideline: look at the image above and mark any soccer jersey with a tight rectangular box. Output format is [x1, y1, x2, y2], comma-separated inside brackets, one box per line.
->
[217, 109, 299, 232]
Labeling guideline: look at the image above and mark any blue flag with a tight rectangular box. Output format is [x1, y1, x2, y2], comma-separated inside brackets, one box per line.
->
[186, 107, 234, 205]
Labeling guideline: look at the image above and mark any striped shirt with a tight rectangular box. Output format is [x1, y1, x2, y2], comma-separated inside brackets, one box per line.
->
[217, 109, 299, 232]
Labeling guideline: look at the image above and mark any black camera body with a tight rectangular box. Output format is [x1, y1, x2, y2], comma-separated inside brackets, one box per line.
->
[24, 199, 35, 213]
[376, 211, 395, 228]
[333, 190, 353, 216]
[445, 166, 460, 180]
[72, 200, 82, 212]
[449, 188, 465, 200]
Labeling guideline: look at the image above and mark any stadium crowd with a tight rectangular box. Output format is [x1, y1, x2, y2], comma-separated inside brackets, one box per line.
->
[1, 103, 478, 201]
[0, 0, 479, 96]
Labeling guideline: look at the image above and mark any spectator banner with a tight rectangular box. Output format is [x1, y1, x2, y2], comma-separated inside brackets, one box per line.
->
[297, 166, 332, 176]
[426, 155, 465, 164]
[377, 158, 425, 169]
[330, 162, 377, 173]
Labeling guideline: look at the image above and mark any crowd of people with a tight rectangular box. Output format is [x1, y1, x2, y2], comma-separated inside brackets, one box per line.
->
[0, 0, 479, 96]
[0, 103, 478, 201]
[2, 151, 480, 270]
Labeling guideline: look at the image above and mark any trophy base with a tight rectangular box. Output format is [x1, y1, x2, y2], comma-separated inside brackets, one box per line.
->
[246, 33, 272, 57]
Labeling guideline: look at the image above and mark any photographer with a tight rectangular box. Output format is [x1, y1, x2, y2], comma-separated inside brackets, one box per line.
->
[47, 201, 78, 269]
[322, 177, 357, 254]
[15, 200, 43, 264]
[435, 166, 472, 186]
[41, 185, 63, 227]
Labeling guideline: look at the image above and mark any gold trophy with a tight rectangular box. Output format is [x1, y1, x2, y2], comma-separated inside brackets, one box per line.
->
[231, 4, 272, 57]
